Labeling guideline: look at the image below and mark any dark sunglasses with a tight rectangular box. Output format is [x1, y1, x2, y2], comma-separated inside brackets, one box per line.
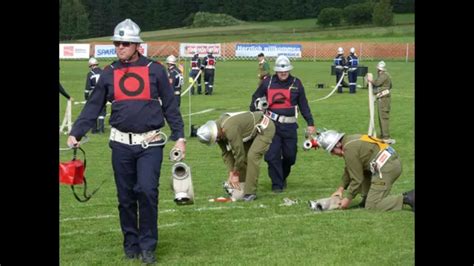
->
[113, 41, 132, 47]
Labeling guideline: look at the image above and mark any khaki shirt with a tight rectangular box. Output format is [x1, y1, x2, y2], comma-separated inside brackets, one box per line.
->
[216, 111, 265, 172]
[338, 134, 384, 200]
[372, 71, 392, 94]
[258, 60, 270, 79]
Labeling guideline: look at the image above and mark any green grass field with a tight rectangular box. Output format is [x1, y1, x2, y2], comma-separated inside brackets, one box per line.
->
[60, 59, 414, 265]
[79, 14, 414, 43]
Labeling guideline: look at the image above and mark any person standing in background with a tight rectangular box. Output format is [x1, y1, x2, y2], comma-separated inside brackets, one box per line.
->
[333, 47, 349, 93]
[257, 52, 270, 86]
[166, 55, 184, 107]
[202, 49, 216, 95]
[367, 61, 395, 144]
[346, 47, 359, 94]
[189, 52, 202, 95]
[84, 57, 105, 133]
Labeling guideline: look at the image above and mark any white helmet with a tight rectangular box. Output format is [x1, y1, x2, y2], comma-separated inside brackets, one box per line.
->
[274, 55, 293, 72]
[197, 120, 218, 145]
[316, 129, 345, 153]
[88, 57, 98, 66]
[350, 47, 355, 53]
[166, 55, 177, 64]
[337, 47, 344, 54]
[111, 18, 143, 43]
[377, 61, 386, 71]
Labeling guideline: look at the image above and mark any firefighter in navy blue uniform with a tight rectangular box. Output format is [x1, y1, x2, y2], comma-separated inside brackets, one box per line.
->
[189, 53, 202, 94]
[84, 57, 106, 133]
[346, 47, 359, 94]
[249, 55, 316, 193]
[166, 55, 184, 107]
[67, 19, 186, 264]
[334, 47, 348, 93]
[202, 50, 216, 95]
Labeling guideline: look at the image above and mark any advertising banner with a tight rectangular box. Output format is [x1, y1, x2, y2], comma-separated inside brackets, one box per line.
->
[59, 44, 90, 59]
[235, 44, 302, 58]
[180, 43, 221, 57]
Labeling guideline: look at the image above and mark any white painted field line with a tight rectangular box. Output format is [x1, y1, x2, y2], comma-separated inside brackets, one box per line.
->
[61, 205, 244, 223]
[182, 108, 215, 117]
[61, 212, 322, 236]
[61, 214, 116, 222]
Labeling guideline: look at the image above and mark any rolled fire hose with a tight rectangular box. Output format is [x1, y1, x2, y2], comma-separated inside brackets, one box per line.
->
[366, 73, 376, 137]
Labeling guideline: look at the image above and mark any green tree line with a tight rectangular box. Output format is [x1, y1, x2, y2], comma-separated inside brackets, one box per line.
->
[60, 0, 414, 41]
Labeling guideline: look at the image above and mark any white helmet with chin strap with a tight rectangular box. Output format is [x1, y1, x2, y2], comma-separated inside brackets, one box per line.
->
[111, 18, 143, 43]
[197, 120, 218, 145]
[377, 61, 386, 71]
[350, 47, 355, 53]
[316, 129, 345, 153]
[337, 47, 344, 54]
[166, 55, 177, 64]
[274, 55, 293, 72]
[88, 57, 98, 66]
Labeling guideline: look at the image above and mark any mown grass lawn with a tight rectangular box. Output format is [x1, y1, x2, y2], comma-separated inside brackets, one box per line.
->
[60, 59, 414, 265]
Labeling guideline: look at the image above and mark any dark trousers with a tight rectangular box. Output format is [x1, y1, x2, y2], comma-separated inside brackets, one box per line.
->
[109, 141, 164, 253]
[336, 70, 344, 93]
[175, 94, 181, 107]
[189, 70, 202, 94]
[264, 122, 298, 190]
[204, 69, 215, 95]
[348, 70, 358, 93]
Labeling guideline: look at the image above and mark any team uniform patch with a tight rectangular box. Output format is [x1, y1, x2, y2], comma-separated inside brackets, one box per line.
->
[114, 66, 151, 101]
[268, 89, 291, 108]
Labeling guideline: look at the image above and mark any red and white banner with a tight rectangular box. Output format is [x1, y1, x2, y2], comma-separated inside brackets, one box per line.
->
[59, 44, 90, 59]
[179, 43, 221, 58]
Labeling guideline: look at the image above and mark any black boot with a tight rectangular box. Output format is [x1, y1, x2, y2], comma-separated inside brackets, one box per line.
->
[403, 189, 415, 211]
[141, 250, 156, 264]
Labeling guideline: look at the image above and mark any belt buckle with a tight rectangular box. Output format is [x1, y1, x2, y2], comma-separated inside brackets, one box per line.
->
[270, 112, 278, 120]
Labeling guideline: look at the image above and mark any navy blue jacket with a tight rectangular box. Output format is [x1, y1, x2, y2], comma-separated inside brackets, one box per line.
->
[84, 67, 103, 100]
[249, 74, 314, 126]
[168, 65, 183, 91]
[70, 55, 184, 140]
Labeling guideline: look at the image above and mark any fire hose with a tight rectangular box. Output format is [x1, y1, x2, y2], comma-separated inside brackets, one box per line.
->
[366, 73, 376, 137]
[310, 71, 346, 103]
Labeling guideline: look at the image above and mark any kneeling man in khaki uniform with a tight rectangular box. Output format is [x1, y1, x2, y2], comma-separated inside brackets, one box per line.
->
[197, 111, 275, 201]
[315, 129, 414, 211]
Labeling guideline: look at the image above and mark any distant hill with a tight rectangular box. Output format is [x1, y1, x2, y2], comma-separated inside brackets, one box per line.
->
[79, 14, 414, 43]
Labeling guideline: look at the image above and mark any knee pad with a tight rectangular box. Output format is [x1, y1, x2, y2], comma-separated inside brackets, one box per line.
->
[171, 162, 194, 205]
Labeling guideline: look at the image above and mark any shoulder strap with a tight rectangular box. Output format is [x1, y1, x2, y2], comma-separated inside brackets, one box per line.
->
[359, 135, 389, 150]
